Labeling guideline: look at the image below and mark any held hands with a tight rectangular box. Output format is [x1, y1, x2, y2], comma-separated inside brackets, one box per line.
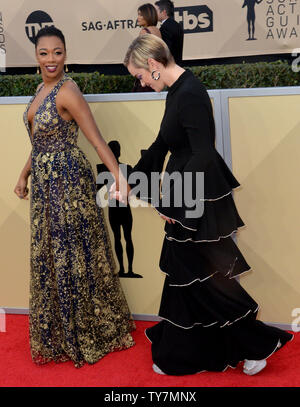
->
[109, 182, 123, 203]
[109, 179, 131, 204]
[14, 177, 29, 200]
[110, 180, 175, 224]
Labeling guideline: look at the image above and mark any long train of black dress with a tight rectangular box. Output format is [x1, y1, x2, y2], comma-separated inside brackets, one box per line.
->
[131, 69, 293, 375]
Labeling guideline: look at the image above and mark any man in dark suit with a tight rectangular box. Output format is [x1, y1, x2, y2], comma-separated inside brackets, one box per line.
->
[154, 0, 184, 66]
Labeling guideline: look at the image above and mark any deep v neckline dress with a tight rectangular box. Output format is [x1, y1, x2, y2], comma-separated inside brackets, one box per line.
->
[23, 75, 135, 367]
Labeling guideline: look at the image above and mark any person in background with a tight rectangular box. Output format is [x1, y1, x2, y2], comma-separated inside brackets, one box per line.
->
[138, 3, 162, 38]
[155, 0, 184, 66]
[133, 3, 161, 92]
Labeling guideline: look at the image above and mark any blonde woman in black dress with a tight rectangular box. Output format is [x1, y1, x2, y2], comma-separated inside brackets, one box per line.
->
[121, 34, 293, 376]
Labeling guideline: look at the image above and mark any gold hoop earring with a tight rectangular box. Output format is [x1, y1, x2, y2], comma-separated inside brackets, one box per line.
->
[151, 70, 160, 81]
[65, 64, 69, 73]
[37, 66, 40, 75]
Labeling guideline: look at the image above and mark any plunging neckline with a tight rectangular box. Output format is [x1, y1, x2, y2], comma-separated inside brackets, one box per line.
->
[25, 75, 65, 140]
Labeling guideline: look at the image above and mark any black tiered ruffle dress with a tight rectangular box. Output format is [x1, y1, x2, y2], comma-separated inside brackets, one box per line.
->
[131, 70, 293, 375]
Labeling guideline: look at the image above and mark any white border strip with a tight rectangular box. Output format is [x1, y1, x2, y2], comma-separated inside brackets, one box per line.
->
[220, 86, 300, 98]
[2, 308, 29, 315]
[0, 88, 221, 103]
[0, 92, 167, 104]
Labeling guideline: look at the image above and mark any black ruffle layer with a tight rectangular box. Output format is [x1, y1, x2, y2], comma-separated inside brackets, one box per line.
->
[146, 318, 294, 376]
[154, 150, 241, 231]
[159, 235, 250, 287]
[131, 149, 241, 222]
[158, 270, 258, 329]
[163, 149, 240, 199]
[162, 193, 244, 242]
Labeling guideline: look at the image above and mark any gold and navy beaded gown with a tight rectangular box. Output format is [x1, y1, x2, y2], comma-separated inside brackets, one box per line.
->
[23, 75, 135, 367]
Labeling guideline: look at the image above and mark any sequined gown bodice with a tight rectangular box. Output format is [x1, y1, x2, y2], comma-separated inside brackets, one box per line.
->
[24, 75, 79, 153]
[23, 75, 135, 367]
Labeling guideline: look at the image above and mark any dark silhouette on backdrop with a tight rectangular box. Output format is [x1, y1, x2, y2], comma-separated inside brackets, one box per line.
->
[96, 141, 142, 278]
[242, 0, 263, 41]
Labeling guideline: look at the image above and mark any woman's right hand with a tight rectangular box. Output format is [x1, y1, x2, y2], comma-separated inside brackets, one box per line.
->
[109, 181, 131, 204]
[14, 176, 29, 200]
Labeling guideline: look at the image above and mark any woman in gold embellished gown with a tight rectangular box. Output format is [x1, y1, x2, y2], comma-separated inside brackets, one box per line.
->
[13, 26, 135, 367]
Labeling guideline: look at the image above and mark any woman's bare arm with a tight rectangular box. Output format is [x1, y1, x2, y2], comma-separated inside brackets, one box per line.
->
[20, 153, 32, 179]
[14, 152, 31, 199]
[57, 80, 126, 192]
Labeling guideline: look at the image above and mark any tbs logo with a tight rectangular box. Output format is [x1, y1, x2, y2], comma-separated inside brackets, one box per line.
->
[175, 5, 213, 34]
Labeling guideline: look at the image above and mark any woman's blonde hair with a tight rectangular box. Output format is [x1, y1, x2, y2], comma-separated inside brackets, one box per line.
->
[124, 34, 174, 70]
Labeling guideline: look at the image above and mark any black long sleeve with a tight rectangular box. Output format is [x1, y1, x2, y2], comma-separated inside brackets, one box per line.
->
[130, 131, 169, 202]
[178, 91, 215, 174]
[132, 131, 168, 175]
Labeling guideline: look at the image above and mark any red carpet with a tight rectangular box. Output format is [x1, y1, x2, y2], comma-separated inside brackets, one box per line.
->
[0, 315, 299, 387]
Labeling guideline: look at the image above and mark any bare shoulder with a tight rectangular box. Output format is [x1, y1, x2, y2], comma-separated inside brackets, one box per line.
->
[57, 78, 83, 102]
[61, 78, 81, 95]
[56, 77, 87, 113]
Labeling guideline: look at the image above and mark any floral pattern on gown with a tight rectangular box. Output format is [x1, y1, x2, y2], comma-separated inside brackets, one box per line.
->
[23, 75, 135, 367]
